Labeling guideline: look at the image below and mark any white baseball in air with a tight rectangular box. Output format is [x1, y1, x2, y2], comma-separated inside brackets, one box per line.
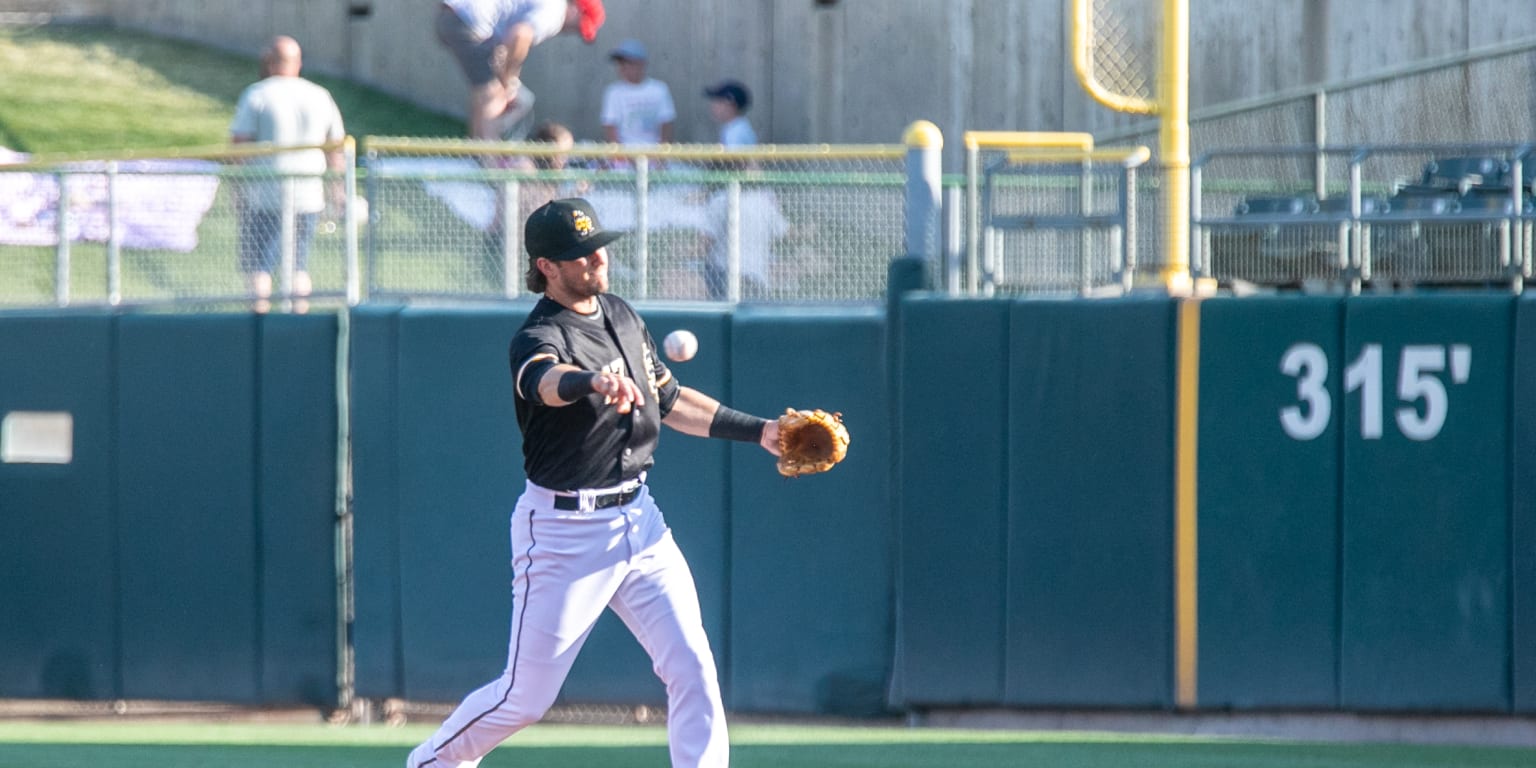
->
[663, 330, 698, 362]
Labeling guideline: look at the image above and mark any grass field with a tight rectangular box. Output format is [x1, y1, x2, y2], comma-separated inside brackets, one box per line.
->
[0, 719, 1532, 768]
[0, 22, 487, 307]
[0, 23, 460, 153]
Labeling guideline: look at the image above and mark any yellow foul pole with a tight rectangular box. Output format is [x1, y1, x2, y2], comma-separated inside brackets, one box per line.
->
[1159, 0, 1192, 295]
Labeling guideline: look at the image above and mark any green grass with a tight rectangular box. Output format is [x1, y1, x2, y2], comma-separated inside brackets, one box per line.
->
[0, 23, 461, 154]
[0, 721, 1531, 768]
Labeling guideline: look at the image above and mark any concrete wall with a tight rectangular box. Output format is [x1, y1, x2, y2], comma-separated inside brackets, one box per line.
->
[84, 0, 1536, 165]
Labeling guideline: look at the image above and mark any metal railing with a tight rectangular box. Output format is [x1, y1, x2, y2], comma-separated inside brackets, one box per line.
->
[965, 131, 1151, 296]
[1193, 143, 1532, 293]
[6, 133, 1532, 312]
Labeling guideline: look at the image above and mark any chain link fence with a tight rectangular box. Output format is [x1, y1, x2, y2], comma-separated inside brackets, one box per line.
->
[965, 136, 1150, 296]
[0, 141, 357, 311]
[361, 139, 906, 304]
[0, 139, 905, 310]
[1085, 0, 1159, 107]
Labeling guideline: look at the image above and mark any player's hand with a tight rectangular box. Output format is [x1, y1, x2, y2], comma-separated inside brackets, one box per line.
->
[593, 372, 644, 414]
[759, 418, 781, 456]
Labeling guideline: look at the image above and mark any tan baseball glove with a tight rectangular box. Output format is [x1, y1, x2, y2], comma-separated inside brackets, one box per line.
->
[776, 408, 850, 477]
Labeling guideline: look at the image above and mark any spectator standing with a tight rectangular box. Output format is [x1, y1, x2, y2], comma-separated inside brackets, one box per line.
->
[437, 0, 607, 140]
[230, 35, 345, 313]
[601, 39, 676, 146]
[698, 78, 785, 300]
[703, 79, 756, 147]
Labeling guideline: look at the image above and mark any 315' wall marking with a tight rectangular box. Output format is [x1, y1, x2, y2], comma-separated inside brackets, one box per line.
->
[1279, 343, 1472, 441]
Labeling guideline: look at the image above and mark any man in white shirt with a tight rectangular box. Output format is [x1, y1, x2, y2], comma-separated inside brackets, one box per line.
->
[600, 39, 676, 146]
[230, 35, 345, 312]
[437, 0, 607, 140]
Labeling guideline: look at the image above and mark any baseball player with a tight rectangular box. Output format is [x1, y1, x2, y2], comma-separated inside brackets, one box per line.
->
[407, 197, 783, 768]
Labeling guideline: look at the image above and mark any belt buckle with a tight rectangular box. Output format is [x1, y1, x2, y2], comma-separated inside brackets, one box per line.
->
[576, 489, 598, 514]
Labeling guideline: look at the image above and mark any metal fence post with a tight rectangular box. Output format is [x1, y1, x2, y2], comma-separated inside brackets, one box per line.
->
[634, 154, 649, 300]
[943, 185, 962, 295]
[364, 147, 379, 302]
[965, 141, 980, 295]
[1122, 163, 1138, 292]
[1349, 152, 1366, 293]
[1509, 153, 1525, 293]
[54, 171, 70, 307]
[107, 161, 122, 306]
[903, 120, 942, 265]
[343, 137, 361, 306]
[509, 179, 528, 299]
[280, 177, 297, 311]
[1189, 163, 1203, 278]
[726, 180, 741, 303]
[1079, 159, 1093, 294]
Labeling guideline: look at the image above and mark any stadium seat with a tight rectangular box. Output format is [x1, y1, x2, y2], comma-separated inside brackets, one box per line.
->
[1456, 187, 1532, 216]
[1387, 189, 1461, 215]
[1421, 155, 1509, 192]
[1317, 196, 1390, 215]
[1234, 195, 1319, 216]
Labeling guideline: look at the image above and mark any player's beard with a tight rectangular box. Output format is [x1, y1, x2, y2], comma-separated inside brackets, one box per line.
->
[553, 260, 607, 300]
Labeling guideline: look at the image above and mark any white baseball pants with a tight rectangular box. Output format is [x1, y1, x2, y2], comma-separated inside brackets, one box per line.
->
[407, 481, 728, 768]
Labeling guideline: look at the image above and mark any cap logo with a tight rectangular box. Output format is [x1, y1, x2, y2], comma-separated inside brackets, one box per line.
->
[572, 209, 594, 238]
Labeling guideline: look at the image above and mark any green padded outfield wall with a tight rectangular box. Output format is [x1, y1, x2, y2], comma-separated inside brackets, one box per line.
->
[0, 314, 337, 705]
[390, 308, 527, 702]
[1513, 297, 1536, 714]
[1340, 296, 1513, 711]
[348, 306, 407, 699]
[0, 314, 118, 700]
[726, 306, 892, 715]
[1196, 297, 1342, 708]
[892, 298, 1013, 706]
[257, 314, 341, 705]
[113, 315, 339, 704]
[116, 315, 263, 702]
[1006, 298, 1176, 708]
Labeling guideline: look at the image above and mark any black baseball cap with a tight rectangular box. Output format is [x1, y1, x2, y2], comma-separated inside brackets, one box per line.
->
[524, 198, 624, 262]
[704, 80, 750, 112]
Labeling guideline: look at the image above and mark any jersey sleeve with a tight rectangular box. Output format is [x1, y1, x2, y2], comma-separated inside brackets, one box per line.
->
[509, 324, 565, 401]
[643, 326, 681, 416]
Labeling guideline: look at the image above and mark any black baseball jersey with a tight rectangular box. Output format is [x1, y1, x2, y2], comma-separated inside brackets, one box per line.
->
[509, 294, 680, 491]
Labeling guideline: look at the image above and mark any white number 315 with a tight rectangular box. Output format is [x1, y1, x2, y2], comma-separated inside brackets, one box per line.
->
[1279, 342, 1471, 442]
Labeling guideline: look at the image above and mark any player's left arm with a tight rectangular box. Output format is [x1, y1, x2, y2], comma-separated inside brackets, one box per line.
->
[664, 387, 780, 456]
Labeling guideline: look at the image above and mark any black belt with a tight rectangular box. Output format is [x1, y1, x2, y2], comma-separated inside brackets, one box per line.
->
[552, 485, 641, 511]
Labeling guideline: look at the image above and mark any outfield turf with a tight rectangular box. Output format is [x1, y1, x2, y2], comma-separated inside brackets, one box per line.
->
[0, 721, 1532, 768]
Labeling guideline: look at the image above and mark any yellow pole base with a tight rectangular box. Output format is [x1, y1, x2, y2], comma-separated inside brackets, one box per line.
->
[1159, 270, 1218, 297]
